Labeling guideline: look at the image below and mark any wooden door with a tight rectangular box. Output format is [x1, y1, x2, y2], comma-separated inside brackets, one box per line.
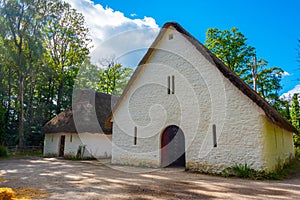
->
[59, 135, 65, 157]
[161, 126, 185, 167]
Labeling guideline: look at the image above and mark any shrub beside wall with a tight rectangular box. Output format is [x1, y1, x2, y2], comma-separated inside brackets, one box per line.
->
[0, 146, 8, 157]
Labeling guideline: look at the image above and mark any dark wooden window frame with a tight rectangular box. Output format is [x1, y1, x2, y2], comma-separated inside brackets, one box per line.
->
[213, 124, 217, 147]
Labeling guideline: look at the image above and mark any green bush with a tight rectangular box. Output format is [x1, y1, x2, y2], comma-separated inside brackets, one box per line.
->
[0, 145, 8, 157]
[223, 164, 257, 179]
[234, 164, 257, 178]
[293, 134, 300, 149]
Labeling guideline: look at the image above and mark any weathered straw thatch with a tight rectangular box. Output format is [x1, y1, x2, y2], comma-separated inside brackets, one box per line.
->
[42, 90, 119, 134]
[111, 22, 299, 134]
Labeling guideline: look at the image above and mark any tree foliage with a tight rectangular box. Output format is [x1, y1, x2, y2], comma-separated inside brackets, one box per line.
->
[43, 1, 91, 114]
[0, 0, 91, 146]
[75, 59, 132, 96]
[98, 60, 133, 96]
[75, 59, 103, 91]
[0, 101, 7, 145]
[205, 27, 255, 74]
[0, 0, 48, 146]
[205, 27, 285, 111]
[290, 93, 300, 148]
[0, 0, 132, 147]
[291, 93, 300, 130]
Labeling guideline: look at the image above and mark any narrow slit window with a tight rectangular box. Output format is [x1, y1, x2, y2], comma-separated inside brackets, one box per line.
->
[169, 34, 174, 40]
[213, 124, 217, 147]
[70, 134, 72, 143]
[172, 75, 175, 94]
[167, 76, 171, 94]
[51, 135, 53, 142]
[134, 126, 137, 145]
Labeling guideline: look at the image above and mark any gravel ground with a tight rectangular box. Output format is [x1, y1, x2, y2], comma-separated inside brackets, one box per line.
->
[1, 157, 300, 199]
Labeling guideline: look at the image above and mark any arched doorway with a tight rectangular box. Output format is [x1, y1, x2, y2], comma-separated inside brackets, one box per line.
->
[161, 125, 185, 167]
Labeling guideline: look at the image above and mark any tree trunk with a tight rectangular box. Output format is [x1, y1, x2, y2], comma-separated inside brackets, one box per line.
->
[252, 56, 257, 92]
[56, 81, 63, 114]
[18, 74, 24, 147]
[44, 78, 52, 120]
[18, 39, 24, 147]
[6, 66, 12, 125]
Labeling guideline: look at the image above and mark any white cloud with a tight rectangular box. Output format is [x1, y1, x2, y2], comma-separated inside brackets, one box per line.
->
[64, 0, 159, 67]
[280, 85, 300, 102]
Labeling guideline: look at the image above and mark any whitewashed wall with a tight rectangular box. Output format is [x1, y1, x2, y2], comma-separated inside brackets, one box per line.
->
[44, 133, 112, 158]
[111, 27, 294, 172]
[261, 117, 295, 171]
[44, 133, 60, 157]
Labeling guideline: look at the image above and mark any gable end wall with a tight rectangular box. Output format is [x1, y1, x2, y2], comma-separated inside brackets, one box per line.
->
[111, 28, 293, 172]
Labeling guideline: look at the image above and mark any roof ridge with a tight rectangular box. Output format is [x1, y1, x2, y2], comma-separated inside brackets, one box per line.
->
[42, 90, 119, 134]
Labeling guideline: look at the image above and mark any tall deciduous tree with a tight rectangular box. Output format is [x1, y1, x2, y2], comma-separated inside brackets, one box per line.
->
[0, 100, 7, 145]
[75, 58, 103, 91]
[98, 60, 133, 96]
[243, 58, 284, 100]
[0, 0, 47, 147]
[291, 93, 300, 130]
[291, 93, 300, 148]
[0, 0, 92, 147]
[205, 27, 284, 108]
[205, 27, 256, 75]
[43, 1, 91, 114]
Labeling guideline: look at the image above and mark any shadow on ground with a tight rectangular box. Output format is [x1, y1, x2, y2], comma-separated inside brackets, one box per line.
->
[1, 157, 300, 199]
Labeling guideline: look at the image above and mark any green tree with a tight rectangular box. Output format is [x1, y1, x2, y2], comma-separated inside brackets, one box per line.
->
[0, 100, 7, 145]
[98, 60, 133, 96]
[205, 27, 256, 75]
[243, 58, 284, 102]
[291, 93, 300, 148]
[75, 58, 103, 90]
[43, 1, 91, 114]
[205, 27, 285, 109]
[0, 0, 47, 147]
[0, 0, 92, 146]
[291, 93, 300, 130]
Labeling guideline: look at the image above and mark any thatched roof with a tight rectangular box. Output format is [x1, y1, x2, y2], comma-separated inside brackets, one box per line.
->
[42, 90, 119, 134]
[111, 22, 299, 134]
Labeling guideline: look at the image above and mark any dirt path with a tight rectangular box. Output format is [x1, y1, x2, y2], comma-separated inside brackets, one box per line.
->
[1, 157, 300, 199]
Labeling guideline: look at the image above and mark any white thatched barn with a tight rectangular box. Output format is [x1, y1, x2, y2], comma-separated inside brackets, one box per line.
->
[110, 22, 299, 172]
[43, 90, 118, 159]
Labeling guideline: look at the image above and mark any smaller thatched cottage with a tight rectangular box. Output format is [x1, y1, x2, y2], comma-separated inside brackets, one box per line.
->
[42, 90, 118, 159]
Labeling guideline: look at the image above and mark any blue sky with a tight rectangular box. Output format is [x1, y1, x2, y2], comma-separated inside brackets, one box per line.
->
[75, 0, 300, 96]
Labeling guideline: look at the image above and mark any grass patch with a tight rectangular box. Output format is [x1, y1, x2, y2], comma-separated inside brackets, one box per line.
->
[222, 164, 280, 180]
[0, 151, 43, 160]
[63, 154, 96, 161]
[279, 152, 300, 178]
[222, 154, 300, 180]
[10, 151, 42, 157]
